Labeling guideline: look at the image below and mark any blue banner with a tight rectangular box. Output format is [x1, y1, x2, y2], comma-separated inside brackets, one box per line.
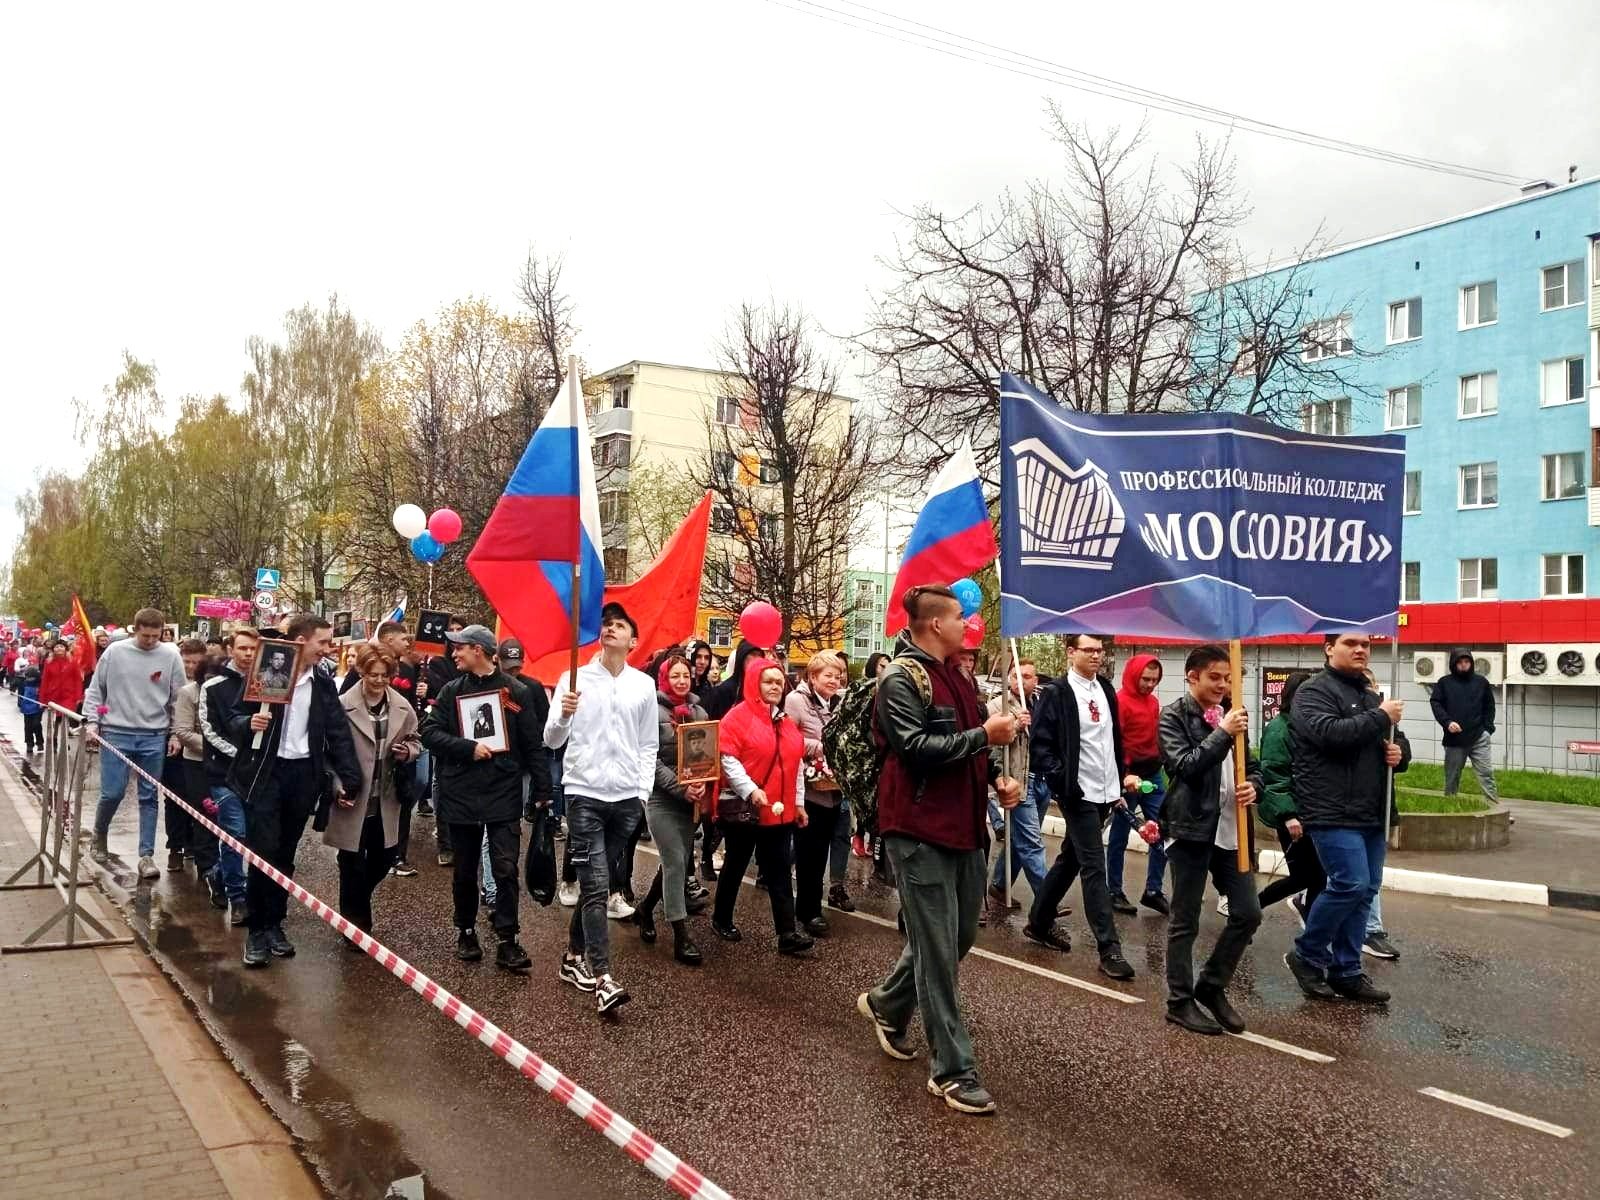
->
[999, 373, 1406, 641]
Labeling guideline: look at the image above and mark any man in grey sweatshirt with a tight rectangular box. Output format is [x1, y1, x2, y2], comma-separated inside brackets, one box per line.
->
[84, 607, 184, 879]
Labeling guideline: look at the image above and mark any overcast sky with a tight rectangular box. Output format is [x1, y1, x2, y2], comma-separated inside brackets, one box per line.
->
[3, 0, 1596, 577]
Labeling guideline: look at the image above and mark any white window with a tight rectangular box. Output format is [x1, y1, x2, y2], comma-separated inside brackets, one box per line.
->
[598, 489, 628, 526]
[1387, 298, 1422, 343]
[710, 504, 736, 534]
[1541, 356, 1585, 406]
[1403, 470, 1422, 515]
[759, 513, 783, 542]
[1385, 384, 1422, 430]
[1541, 261, 1584, 311]
[1541, 451, 1585, 501]
[1301, 397, 1350, 435]
[1301, 315, 1352, 361]
[596, 433, 631, 468]
[706, 559, 733, 593]
[712, 451, 739, 487]
[715, 395, 741, 426]
[1592, 239, 1600, 287]
[1542, 556, 1580, 598]
[1459, 557, 1498, 601]
[1457, 371, 1498, 418]
[707, 617, 733, 647]
[1459, 281, 1497, 329]
[758, 459, 782, 485]
[1542, 553, 1585, 598]
[1458, 461, 1498, 509]
[610, 383, 630, 410]
[1402, 561, 1421, 604]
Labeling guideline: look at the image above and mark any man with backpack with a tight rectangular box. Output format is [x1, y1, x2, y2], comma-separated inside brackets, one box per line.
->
[855, 585, 1020, 1116]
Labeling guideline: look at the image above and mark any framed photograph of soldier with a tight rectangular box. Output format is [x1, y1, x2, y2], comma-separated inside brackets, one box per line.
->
[456, 690, 509, 754]
[245, 640, 302, 705]
[676, 721, 721, 784]
[349, 618, 370, 642]
[415, 610, 452, 655]
[331, 610, 353, 640]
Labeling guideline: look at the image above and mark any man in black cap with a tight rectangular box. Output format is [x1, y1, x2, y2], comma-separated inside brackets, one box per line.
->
[422, 624, 550, 972]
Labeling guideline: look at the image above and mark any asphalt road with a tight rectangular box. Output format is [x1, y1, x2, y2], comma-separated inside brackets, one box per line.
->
[5, 702, 1594, 1200]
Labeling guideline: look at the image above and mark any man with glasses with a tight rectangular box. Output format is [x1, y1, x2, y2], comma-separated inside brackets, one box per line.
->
[1022, 634, 1138, 981]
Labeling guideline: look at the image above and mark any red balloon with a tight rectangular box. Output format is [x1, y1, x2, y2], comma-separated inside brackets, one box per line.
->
[739, 601, 783, 649]
[427, 507, 463, 544]
[961, 614, 985, 650]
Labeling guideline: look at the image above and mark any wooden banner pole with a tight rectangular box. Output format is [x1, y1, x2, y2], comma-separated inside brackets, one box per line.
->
[1229, 638, 1250, 874]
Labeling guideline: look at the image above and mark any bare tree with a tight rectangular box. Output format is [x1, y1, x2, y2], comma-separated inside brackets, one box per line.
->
[859, 113, 1376, 489]
[686, 303, 876, 650]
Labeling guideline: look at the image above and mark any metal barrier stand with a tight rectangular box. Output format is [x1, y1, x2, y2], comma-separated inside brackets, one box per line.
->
[0, 704, 134, 953]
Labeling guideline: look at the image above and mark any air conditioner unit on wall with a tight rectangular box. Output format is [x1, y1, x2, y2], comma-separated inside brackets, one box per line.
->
[1413, 650, 1503, 686]
[1506, 643, 1600, 686]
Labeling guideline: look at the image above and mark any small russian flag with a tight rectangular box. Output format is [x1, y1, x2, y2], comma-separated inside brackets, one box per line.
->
[886, 441, 997, 635]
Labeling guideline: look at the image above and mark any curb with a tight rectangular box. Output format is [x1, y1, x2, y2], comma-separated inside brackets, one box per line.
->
[1036, 813, 1598, 911]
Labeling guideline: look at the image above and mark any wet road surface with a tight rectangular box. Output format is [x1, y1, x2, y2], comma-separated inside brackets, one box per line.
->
[5, 709, 1595, 1200]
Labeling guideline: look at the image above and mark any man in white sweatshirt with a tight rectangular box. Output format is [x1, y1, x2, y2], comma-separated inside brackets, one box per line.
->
[544, 603, 658, 1016]
[84, 608, 184, 879]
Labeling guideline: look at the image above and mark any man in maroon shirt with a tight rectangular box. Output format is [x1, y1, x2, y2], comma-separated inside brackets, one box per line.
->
[856, 585, 1020, 1116]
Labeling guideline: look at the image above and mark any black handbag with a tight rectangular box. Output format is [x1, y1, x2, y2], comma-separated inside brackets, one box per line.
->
[524, 806, 557, 905]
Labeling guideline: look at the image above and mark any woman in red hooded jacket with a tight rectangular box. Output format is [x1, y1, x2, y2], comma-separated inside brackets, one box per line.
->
[710, 656, 812, 955]
[1107, 652, 1169, 914]
[39, 639, 85, 714]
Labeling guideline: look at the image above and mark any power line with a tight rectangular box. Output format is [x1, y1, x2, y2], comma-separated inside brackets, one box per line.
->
[758, 0, 1529, 187]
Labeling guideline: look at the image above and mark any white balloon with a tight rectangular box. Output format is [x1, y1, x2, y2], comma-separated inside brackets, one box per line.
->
[771, 802, 784, 817]
[392, 503, 427, 539]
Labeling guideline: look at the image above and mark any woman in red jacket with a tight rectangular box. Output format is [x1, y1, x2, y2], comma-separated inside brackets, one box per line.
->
[39, 639, 85, 714]
[710, 656, 811, 955]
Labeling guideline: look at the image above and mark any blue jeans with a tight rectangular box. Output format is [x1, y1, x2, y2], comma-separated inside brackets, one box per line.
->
[93, 727, 167, 857]
[988, 785, 1048, 895]
[1366, 891, 1385, 936]
[1033, 772, 1052, 825]
[829, 798, 852, 884]
[1295, 826, 1386, 980]
[1106, 775, 1168, 898]
[210, 784, 248, 902]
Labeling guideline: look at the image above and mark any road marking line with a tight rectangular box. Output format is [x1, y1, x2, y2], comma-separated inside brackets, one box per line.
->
[1229, 1031, 1335, 1063]
[1418, 1088, 1574, 1138]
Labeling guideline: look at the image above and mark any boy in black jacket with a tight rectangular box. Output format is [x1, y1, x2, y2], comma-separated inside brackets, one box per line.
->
[1158, 644, 1262, 1035]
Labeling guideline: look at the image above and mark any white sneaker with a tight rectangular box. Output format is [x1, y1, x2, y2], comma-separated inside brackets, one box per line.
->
[557, 881, 579, 907]
[1216, 895, 1230, 916]
[137, 856, 161, 880]
[606, 893, 636, 920]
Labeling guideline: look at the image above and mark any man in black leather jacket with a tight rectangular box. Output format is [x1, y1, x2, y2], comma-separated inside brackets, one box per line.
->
[1285, 632, 1405, 1005]
[1158, 644, 1262, 1035]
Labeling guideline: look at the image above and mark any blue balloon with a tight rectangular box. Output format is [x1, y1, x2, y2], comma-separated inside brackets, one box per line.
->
[951, 578, 983, 618]
[410, 531, 446, 564]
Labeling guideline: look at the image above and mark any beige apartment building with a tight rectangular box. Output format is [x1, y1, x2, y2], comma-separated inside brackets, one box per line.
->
[586, 359, 854, 655]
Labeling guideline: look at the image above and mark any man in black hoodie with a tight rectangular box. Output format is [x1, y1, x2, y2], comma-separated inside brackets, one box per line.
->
[1429, 648, 1498, 802]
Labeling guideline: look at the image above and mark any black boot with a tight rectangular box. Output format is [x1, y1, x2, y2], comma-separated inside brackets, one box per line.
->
[634, 871, 662, 943]
[672, 919, 703, 966]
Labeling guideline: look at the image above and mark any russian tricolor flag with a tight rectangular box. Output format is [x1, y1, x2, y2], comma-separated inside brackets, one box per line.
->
[885, 441, 996, 635]
[468, 369, 606, 648]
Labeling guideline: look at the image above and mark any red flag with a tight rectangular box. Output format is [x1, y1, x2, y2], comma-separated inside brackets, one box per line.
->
[520, 493, 712, 688]
[69, 594, 96, 677]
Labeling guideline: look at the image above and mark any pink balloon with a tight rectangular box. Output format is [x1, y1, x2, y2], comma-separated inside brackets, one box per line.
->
[739, 601, 783, 648]
[427, 508, 463, 544]
[961, 614, 985, 650]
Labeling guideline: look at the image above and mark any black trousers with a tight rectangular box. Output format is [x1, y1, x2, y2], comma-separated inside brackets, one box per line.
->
[450, 821, 520, 939]
[184, 760, 221, 876]
[1028, 797, 1121, 956]
[713, 822, 796, 937]
[23, 712, 42, 750]
[699, 816, 722, 872]
[337, 813, 395, 933]
[1258, 828, 1327, 910]
[244, 758, 318, 932]
[795, 800, 841, 921]
[394, 785, 416, 864]
[163, 754, 195, 852]
[1165, 838, 1262, 1007]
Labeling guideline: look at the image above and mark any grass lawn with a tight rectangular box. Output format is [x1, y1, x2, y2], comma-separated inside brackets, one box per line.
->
[1396, 789, 1490, 814]
[1402, 763, 1600, 808]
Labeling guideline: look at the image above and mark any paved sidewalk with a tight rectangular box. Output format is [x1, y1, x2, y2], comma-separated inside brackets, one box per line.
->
[1386, 796, 1600, 895]
[0, 759, 321, 1200]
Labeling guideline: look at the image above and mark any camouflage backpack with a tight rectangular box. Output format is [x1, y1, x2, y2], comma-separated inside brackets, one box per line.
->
[823, 657, 932, 836]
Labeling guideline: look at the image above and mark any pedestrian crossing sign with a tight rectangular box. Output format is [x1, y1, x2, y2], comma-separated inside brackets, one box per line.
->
[255, 568, 281, 591]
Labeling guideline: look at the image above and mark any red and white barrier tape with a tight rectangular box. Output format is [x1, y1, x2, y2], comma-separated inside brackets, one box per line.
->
[57, 707, 732, 1200]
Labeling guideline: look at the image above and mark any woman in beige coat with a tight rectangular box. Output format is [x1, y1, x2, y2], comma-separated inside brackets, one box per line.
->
[325, 644, 421, 943]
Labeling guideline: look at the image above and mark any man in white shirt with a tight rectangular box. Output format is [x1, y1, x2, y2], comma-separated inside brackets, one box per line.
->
[1022, 633, 1139, 980]
[544, 603, 658, 1016]
[1156, 644, 1263, 1035]
[224, 614, 362, 969]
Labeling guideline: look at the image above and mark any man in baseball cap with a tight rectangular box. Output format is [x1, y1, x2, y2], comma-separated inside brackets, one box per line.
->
[444, 624, 498, 655]
[497, 638, 525, 675]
